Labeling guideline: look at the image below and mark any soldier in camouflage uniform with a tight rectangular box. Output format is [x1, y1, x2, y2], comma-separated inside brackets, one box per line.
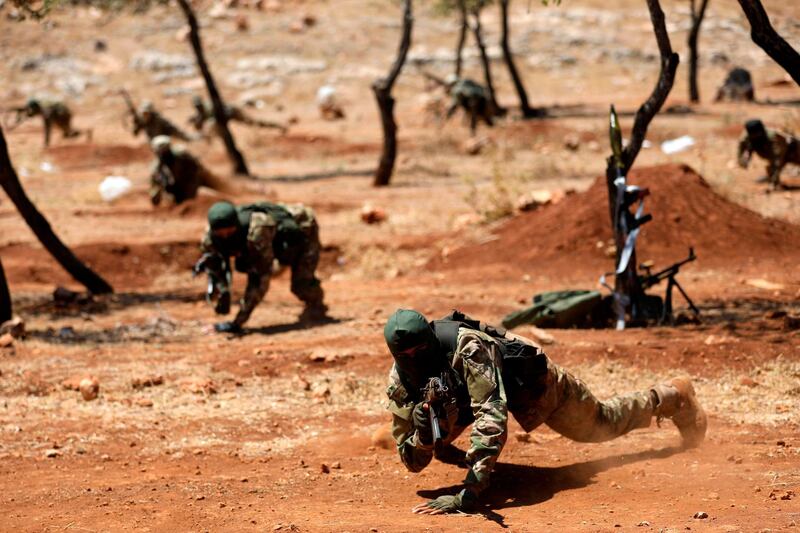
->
[384, 309, 707, 514]
[715, 67, 755, 102]
[738, 119, 800, 190]
[149, 135, 219, 206]
[188, 95, 286, 138]
[199, 200, 327, 333]
[444, 76, 494, 134]
[14, 98, 87, 147]
[133, 100, 193, 142]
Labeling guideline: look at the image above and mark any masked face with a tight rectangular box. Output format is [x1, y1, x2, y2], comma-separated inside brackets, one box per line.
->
[384, 309, 444, 394]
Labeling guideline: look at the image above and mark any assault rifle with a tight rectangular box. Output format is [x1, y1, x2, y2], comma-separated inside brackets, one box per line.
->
[421, 374, 458, 449]
[193, 252, 232, 315]
[118, 89, 143, 134]
[2, 105, 30, 130]
[638, 248, 699, 324]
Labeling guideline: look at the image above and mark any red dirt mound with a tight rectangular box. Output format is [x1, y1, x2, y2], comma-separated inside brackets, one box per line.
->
[2, 241, 199, 290]
[433, 164, 800, 276]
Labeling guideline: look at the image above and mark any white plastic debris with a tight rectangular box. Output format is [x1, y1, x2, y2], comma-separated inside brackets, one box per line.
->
[661, 135, 695, 155]
[98, 176, 132, 202]
[316, 85, 337, 107]
[39, 161, 55, 173]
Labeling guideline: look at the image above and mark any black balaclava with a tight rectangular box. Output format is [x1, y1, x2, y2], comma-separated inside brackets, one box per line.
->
[745, 119, 769, 152]
[384, 309, 444, 394]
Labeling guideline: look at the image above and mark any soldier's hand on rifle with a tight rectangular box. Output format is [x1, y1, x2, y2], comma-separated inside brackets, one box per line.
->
[412, 402, 434, 445]
[411, 488, 477, 515]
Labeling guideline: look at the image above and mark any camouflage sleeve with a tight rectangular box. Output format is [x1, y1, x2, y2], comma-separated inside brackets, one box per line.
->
[149, 161, 164, 205]
[387, 365, 434, 473]
[737, 132, 752, 167]
[453, 331, 508, 496]
[233, 212, 275, 326]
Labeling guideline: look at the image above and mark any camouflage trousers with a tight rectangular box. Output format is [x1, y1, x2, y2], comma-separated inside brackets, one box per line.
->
[289, 217, 325, 309]
[513, 358, 655, 442]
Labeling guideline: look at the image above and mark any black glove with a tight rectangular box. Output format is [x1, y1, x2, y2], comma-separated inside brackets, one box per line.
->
[412, 402, 433, 445]
[214, 291, 231, 315]
[214, 321, 242, 334]
[413, 488, 478, 514]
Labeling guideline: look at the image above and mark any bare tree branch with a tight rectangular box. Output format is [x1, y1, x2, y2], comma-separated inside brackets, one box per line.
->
[687, 0, 710, 102]
[0, 257, 10, 323]
[372, 0, 413, 187]
[621, 0, 679, 170]
[176, 0, 250, 176]
[737, 0, 800, 86]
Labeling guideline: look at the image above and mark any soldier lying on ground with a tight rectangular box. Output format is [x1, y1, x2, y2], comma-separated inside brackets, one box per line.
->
[8, 98, 89, 147]
[188, 96, 287, 138]
[197, 201, 328, 333]
[384, 309, 707, 514]
[130, 100, 193, 142]
[715, 67, 755, 102]
[738, 119, 800, 190]
[149, 135, 227, 206]
[444, 76, 494, 134]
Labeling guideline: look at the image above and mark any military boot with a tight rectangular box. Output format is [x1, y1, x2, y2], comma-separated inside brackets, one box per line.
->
[298, 303, 329, 323]
[651, 377, 707, 448]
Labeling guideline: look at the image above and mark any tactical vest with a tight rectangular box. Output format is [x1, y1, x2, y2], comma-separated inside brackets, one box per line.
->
[432, 310, 549, 412]
[238, 203, 307, 265]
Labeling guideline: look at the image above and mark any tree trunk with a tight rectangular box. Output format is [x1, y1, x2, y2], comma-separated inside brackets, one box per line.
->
[177, 0, 250, 176]
[0, 127, 113, 294]
[0, 256, 10, 323]
[687, 0, 710, 103]
[373, 0, 413, 187]
[454, 0, 468, 78]
[737, 0, 800, 86]
[606, 0, 679, 322]
[499, 0, 538, 117]
[471, 7, 505, 116]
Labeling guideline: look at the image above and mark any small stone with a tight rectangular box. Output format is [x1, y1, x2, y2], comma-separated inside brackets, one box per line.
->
[360, 204, 387, 225]
[637, 521, 651, 527]
[45, 448, 62, 458]
[61, 376, 83, 391]
[0, 333, 14, 348]
[131, 375, 164, 389]
[694, 511, 709, 519]
[79, 376, 100, 401]
[739, 376, 759, 388]
[462, 136, 490, 155]
[563, 134, 581, 151]
[514, 431, 531, 443]
[136, 399, 154, 407]
[320, 463, 330, 474]
[53, 286, 80, 305]
[0, 317, 24, 339]
[331, 461, 341, 469]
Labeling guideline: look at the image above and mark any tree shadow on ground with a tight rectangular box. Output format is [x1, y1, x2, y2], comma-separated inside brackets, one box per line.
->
[237, 316, 346, 337]
[262, 168, 374, 183]
[18, 290, 203, 319]
[418, 445, 682, 528]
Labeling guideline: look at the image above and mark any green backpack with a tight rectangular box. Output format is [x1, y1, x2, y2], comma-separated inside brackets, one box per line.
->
[239, 203, 306, 264]
[501, 290, 603, 329]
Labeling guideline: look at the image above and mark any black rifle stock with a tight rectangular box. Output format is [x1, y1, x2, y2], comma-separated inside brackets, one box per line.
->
[422, 375, 451, 447]
[193, 252, 232, 314]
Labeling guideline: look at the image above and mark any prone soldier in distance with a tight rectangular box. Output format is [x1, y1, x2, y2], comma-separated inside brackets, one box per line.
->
[5, 98, 89, 147]
[197, 201, 328, 333]
[738, 119, 800, 190]
[189, 95, 287, 138]
[120, 91, 193, 142]
[715, 67, 755, 102]
[385, 309, 707, 514]
[149, 135, 228, 206]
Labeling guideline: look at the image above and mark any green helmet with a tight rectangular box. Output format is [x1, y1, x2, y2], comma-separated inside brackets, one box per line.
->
[208, 201, 239, 230]
[384, 309, 443, 392]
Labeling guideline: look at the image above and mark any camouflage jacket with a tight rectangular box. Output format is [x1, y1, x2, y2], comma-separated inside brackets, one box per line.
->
[136, 112, 190, 141]
[387, 327, 509, 495]
[738, 129, 796, 174]
[149, 146, 206, 205]
[450, 79, 488, 103]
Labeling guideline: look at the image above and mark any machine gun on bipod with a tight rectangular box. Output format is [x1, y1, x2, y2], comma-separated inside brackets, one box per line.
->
[639, 248, 699, 325]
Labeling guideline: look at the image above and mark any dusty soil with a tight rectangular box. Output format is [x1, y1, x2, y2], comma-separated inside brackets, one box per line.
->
[1, 0, 799, 531]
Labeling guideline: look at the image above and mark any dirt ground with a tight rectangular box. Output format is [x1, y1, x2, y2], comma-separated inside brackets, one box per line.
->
[1, 0, 799, 531]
